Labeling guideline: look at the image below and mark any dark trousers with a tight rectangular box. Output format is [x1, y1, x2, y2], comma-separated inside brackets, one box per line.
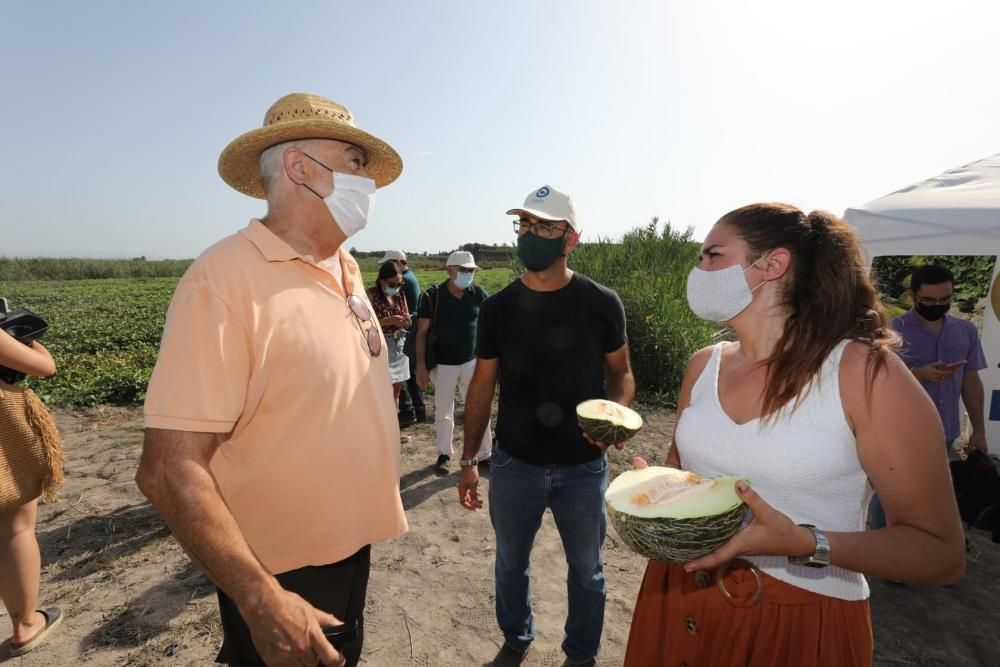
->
[215, 546, 371, 666]
[398, 328, 425, 419]
[398, 376, 426, 419]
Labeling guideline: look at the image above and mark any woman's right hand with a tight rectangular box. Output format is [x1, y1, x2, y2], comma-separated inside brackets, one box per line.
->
[416, 365, 430, 390]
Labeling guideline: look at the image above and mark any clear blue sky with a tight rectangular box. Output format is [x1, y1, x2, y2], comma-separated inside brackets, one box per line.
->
[2, 0, 999, 259]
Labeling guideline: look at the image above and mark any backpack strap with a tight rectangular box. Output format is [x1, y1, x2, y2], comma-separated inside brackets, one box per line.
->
[473, 284, 488, 304]
[432, 284, 440, 329]
[421, 284, 441, 333]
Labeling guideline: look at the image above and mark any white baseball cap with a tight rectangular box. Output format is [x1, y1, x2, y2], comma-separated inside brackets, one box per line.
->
[378, 249, 407, 264]
[506, 185, 578, 231]
[446, 251, 480, 269]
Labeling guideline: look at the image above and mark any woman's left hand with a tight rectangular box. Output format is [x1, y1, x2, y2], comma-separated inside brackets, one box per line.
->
[683, 482, 816, 572]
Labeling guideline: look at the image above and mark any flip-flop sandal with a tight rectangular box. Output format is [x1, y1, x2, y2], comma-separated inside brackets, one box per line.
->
[10, 607, 63, 656]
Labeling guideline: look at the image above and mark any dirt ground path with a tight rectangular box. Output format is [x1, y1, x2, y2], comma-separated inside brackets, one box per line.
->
[1, 404, 997, 666]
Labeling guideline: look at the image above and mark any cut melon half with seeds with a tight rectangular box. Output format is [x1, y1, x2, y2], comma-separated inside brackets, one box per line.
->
[576, 399, 642, 445]
[605, 466, 748, 562]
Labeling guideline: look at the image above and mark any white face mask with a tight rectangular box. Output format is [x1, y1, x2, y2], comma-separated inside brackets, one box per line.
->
[686, 255, 768, 323]
[454, 273, 474, 289]
[322, 172, 376, 238]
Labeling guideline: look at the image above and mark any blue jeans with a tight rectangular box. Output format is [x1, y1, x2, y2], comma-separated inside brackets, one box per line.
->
[488, 446, 609, 662]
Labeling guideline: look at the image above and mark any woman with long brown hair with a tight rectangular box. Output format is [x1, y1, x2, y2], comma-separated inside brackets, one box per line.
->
[624, 203, 965, 666]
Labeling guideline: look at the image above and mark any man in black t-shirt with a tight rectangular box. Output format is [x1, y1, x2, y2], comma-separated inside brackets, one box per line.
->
[459, 186, 635, 667]
[414, 250, 493, 475]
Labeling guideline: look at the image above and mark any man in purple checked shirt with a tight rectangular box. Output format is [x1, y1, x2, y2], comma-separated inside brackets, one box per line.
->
[871, 264, 989, 531]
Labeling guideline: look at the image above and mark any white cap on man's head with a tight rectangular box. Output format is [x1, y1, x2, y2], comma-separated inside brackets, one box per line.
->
[506, 185, 578, 231]
[446, 251, 480, 269]
[379, 250, 407, 264]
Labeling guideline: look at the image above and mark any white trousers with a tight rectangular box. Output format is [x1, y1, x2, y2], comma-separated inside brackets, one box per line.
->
[432, 359, 492, 459]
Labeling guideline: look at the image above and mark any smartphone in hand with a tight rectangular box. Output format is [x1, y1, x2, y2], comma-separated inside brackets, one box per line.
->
[323, 619, 359, 651]
[942, 360, 968, 370]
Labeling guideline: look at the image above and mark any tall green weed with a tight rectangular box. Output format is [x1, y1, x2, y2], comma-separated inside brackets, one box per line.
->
[569, 219, 716, 405]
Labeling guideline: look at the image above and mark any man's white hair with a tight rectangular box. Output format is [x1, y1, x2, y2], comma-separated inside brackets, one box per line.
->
[259, 139, 319, 199]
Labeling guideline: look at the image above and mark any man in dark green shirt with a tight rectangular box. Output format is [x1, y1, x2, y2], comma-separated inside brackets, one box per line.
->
[381, 250, 425, 426]
[415, 251, 492, 475]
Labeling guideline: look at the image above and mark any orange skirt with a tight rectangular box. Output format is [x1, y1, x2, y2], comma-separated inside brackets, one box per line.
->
[624, 559, 872, 667]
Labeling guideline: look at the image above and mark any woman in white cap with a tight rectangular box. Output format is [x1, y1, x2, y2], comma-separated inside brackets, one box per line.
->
[367, 261, 412, 443]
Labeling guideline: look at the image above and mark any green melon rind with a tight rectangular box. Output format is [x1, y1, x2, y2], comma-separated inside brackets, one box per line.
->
[576, 400, 642, 446]
[607, 501, 749, 563]
[578, 416, 640, 445]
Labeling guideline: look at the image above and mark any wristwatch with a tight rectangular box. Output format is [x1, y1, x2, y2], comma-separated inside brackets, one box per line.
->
[787, 524, 832, 568]
[459, 457, 478, 468]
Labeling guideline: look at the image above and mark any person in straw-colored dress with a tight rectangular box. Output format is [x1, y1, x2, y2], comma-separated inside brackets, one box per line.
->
[0, 329, 63, 657]
[624, 203, 965, 666]
[137, 93, 408, 667]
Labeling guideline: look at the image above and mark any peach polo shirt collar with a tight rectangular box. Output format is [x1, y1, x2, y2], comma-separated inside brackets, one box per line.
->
[240, 219, 302, 262]
[239, 219, 359, 297]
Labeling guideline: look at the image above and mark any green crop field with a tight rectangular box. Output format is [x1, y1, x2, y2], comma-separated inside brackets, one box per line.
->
[0, 268, 515, 406]
[14, 220, 977, 409]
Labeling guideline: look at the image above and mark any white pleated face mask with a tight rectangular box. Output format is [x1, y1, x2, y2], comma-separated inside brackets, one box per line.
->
[302, 153, 376, 238]
[323, 172, 376, 238]
[686, 255, 768, 323]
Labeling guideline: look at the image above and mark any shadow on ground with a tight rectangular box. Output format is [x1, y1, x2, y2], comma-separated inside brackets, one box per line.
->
[36, 502, 169, 581]
[81, 562, 216, 654]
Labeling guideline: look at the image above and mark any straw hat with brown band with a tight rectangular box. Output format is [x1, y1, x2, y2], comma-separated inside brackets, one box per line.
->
[218, 92, 403, 199]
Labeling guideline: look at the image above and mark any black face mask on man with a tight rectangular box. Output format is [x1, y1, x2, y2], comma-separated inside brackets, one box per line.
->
[516, 232, 566, 272]
[914, 302, 949, 321]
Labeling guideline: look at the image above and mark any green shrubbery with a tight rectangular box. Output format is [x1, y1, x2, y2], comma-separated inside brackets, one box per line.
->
[569, 219, 717, 405]
[0, 257, 193, 281]
[873, 255, 996, 315]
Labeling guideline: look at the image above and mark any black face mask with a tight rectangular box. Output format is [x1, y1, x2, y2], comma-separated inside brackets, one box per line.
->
[915, 302, 949, 321]
[516, 232, 566, 272]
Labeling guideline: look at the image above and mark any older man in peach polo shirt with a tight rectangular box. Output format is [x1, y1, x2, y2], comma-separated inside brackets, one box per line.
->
[136, 93, 408, 667]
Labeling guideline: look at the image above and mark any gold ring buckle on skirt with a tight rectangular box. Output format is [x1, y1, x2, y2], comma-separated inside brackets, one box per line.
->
[715, 558, 764, 607]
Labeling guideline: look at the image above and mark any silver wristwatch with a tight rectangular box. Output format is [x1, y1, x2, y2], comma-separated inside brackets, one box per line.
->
[459, 457, 478, 468]
[787, 524, 832, 568]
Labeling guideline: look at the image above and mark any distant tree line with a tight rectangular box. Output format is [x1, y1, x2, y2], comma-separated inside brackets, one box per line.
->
[351, 242, 515, 270]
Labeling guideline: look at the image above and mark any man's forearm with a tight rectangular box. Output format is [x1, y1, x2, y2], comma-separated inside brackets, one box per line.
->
[606, 371, 636, 406]
[138, 454, 277, 610]
[416, 329, 427, 368]
[462, 379, 495, 459]
[963, 373, 986, 432]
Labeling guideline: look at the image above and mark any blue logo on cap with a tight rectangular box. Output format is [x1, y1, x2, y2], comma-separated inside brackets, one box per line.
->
[535, 186, 550, 198]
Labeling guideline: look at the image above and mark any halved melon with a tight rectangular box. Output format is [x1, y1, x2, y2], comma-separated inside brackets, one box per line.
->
[577, 399, 642, 445]
[606, 466, 748, 562]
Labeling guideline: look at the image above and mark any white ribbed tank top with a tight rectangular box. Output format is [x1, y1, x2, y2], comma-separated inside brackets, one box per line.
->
[675, 340, 873, 600]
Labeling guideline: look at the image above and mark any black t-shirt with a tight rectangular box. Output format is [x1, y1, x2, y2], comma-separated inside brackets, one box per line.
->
[417, 281, 489, 366]
[476, 273, 627, 465]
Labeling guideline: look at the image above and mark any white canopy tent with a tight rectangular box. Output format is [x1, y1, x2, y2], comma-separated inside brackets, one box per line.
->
[844, 154, 1000, 452]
